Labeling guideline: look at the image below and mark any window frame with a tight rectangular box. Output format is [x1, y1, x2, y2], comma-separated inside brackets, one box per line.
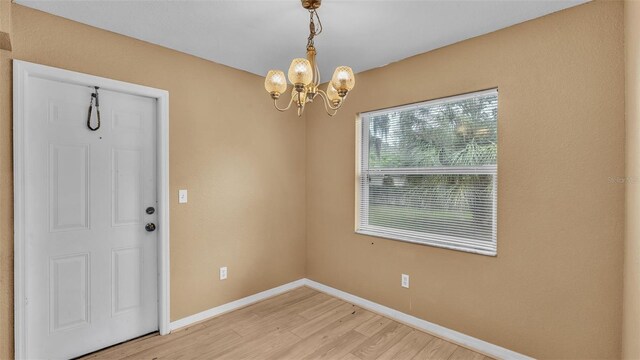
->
[355, 89, 498, 256]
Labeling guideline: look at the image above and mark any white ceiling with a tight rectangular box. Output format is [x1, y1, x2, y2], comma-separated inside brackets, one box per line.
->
[16, 0, 588, 78]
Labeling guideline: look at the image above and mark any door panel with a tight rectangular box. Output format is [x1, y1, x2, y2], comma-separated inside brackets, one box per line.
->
[48, 98, 87, 127]
[24, 76, 158, 359]
[49, 253, 90, 332]
[112, 110, 143, 131]
[49, 144, 90, 232]
[112, 148, 143, 226]
[112, 247, 143, 315]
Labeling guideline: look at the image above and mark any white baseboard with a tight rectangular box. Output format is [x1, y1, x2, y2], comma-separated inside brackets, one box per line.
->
[169, 278, 307, 331]
[169, 278, 533, 360]
[303, 279, 533, 360]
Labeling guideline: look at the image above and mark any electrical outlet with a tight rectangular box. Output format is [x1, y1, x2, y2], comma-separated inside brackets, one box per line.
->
[179, 189, 188, 204]
[401, 274, 409, 288]
[220, 266, 227, 280]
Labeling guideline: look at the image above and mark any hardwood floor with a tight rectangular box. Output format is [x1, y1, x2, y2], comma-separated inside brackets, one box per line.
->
[80, 287, 492, 360]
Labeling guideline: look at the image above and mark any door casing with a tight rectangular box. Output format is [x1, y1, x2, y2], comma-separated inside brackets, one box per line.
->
[13, 60, 171, 359]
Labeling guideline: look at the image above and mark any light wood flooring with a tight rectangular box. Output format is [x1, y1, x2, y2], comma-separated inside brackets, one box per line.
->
[80, 287, 492, 360]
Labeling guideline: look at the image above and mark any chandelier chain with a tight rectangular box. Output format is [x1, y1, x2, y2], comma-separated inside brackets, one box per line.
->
[307, 9, 323, 48]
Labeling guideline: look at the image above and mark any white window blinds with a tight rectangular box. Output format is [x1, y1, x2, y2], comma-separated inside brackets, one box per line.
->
[357, 89, 498, 256]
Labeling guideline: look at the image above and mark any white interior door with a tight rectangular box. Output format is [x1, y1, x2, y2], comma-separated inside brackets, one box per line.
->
[23, 76, 159, 359]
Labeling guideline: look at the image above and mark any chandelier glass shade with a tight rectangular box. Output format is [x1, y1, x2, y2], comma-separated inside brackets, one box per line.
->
[264, 0, 355, 116]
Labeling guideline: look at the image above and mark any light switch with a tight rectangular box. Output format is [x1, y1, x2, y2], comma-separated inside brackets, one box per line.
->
[401, 274, 410, 288]
[179, 189, 188, 204]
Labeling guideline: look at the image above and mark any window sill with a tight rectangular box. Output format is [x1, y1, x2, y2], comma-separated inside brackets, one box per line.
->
[355, 226, 497, 257]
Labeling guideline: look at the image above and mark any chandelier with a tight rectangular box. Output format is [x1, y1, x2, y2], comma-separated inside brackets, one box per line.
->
[264, 0, 355, 117]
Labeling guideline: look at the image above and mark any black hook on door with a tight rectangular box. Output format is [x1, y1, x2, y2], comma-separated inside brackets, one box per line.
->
[87, 86, 101, 131]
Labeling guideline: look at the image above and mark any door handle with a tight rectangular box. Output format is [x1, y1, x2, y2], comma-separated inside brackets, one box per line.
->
[145, 223, 156, 232]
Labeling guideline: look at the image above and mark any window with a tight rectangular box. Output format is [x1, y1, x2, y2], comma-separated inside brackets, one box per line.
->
[356, 89, 498, 256]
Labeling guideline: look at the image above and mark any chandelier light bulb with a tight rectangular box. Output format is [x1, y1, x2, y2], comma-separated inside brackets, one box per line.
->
[331, 66, 355, 93]
[327, 83, 341, 104]
[288, 58, 313, 86]
[264, 70, 287, 95]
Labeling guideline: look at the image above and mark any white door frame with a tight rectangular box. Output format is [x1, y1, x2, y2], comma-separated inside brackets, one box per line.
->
[13, 60, 171, 359]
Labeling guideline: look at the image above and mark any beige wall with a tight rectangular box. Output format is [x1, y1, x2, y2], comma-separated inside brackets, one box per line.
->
[306, 2, 625, 359]
[624, 0, 640, 358]
[0, 0, 9, 32]
[0, 4, 307, 358]
[0, 0, 11, 51]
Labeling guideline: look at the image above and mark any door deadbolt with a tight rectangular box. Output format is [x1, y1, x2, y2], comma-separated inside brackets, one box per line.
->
[145, 223, 156, 232]
[146, 207, 155, 215]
